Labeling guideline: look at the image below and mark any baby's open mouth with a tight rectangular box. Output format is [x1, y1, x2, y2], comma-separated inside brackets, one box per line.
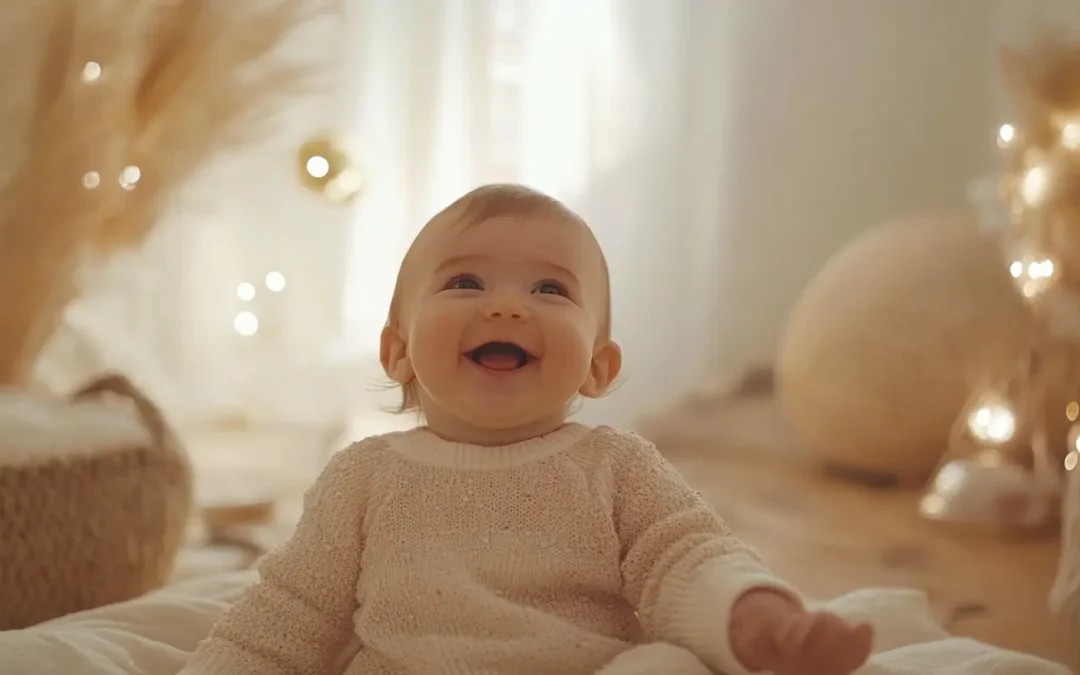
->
[468, 342, 531, 371]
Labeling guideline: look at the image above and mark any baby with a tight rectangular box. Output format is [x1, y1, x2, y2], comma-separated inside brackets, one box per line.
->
[181, 184, 873, 675]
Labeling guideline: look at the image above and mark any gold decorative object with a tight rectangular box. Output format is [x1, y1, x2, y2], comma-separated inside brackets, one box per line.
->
[922, 36, 1080, 529]
[297, 133, 363, 203]
[921, 340, 1080, 528]
[0, 0, 336, 386]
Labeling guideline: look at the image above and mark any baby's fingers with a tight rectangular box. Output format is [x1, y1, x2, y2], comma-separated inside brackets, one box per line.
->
[774, 614, 814, 655]
[822, 621, 874, 674]
[842, 622, 874, 670]
[800, 616, 870, 674]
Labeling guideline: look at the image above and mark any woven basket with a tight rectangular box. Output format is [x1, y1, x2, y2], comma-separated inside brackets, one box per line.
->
[0, 373, 194, 629]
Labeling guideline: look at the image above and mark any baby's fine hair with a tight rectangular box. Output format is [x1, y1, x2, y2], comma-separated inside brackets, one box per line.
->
[385, 183, 610, 413]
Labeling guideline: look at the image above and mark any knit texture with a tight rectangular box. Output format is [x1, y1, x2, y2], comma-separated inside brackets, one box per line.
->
[0, 373, 193, 630]
[181, 424, 795, 675]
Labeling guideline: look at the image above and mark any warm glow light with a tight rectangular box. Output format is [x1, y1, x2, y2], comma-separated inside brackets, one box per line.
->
[998, 123, 1016, 148]
[119, 165, 141, 190]
[1008, 252, 1056, 299]
[1069, 401, 1080, 422]
[1027, 259, 1055, 279]
[1021, 165, 1050, 205]
[1068, 425, 1080, 469]
[265, 271, 286, 292]
[81, 62, 102, 83]
[236, 282, 256, 301]
[234, 311, 259, 336]
[325, 169, 365, 203]
[933, 461, 969, 496]
[306, 156, 330, 179]
[297, 136, 363, 203]
[920, 493, 946, 516]
[967, 402, 1017, 444]
[1064, 122, 1080, 150]
[82, 171, 101, 189]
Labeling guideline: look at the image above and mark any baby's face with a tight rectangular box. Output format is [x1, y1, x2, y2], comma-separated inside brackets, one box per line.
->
[393, 214, 616, 435]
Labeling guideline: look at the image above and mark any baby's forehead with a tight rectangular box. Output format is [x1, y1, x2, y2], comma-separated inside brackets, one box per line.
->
[422, 213, 601, 269]
[397, 214, 608, 307]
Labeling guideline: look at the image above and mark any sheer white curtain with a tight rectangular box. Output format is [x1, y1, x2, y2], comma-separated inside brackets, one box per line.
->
[34, 1, 1011, 434]
[338, 0, 731, 427]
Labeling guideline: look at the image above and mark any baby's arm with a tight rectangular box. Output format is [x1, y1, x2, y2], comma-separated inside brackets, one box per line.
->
[180, 441, 372, 675]
[608, 431, 800, 675]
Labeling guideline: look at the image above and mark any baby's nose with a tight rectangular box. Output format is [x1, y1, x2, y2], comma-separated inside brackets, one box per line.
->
[484, 294, 529, 320]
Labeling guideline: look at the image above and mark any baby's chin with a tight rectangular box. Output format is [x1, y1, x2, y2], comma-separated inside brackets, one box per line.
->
[456, 398, 568, 431]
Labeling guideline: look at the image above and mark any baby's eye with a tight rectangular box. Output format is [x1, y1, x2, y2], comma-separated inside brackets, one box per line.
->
[445, 274, 483, 291]
[534, 280, 568, 296]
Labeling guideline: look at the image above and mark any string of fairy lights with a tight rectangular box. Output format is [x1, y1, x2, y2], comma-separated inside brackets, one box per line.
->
[920, 49, 1080, 528]
[233, 271, 288, 337]
[79, 60, 143, 192]
[976, 115, 1080, 465]
[229, 138, 361, 338]
[78, 60, 360, 339]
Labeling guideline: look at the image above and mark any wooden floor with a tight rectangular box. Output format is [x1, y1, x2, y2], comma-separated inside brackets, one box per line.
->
[642, 395, 1078, 670]
[180, 398, 1078, 670]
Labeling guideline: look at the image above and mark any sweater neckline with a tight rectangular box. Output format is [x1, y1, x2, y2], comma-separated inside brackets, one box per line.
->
[385, 423, 592, 470]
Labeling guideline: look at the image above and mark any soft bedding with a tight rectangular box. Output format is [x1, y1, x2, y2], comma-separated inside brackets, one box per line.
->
[0, 571, 1071, 675]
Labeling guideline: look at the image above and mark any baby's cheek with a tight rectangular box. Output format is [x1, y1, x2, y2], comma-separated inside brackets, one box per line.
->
[413, 303, 464, 337]
[545, 320, 595, 373]
[409, 310, 464, 366]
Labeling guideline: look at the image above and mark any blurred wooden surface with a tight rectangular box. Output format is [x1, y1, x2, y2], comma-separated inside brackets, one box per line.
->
[642, 395, 1077, 670]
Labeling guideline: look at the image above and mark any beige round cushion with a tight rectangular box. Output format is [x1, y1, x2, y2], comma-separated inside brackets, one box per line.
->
[0, 374, 193, 629]
[776, 213, 1033, 479]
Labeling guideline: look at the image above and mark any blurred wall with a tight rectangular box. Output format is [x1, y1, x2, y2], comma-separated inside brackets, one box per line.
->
[707, 0, 1004, 384]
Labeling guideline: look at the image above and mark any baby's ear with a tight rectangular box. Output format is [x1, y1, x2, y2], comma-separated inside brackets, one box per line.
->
[380, 326, 415, 384]
[580, 341, 622, 398]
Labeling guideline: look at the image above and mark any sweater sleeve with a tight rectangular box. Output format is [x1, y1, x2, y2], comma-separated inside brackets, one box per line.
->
[608, 430, 801, 675]
[179, 440, 373, 675]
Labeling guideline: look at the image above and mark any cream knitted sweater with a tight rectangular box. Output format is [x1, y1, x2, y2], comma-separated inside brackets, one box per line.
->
[182, 424, 795, 675]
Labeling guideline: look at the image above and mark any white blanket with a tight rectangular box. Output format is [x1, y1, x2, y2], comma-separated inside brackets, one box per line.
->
[0, 571, 1072, 675]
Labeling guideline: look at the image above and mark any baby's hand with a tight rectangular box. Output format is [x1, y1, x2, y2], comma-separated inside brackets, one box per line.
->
[730, 589, 873, 675]
[769, 608, 873, 675]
